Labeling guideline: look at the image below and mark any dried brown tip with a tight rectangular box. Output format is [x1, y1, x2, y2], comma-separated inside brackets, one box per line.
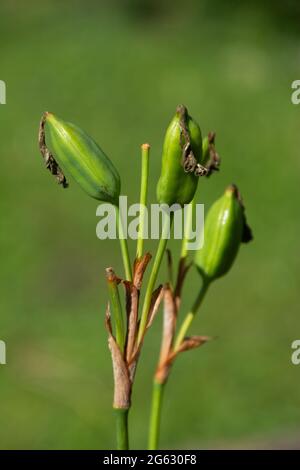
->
[226, 185, 254, 243]
[205, 131, 220, 176]
[141, 143, 150, 150]
[105, 267, 117, 283]
[176, 104, 188, 117]
[38, 113, 68, 188]
[225, 183, 239, 196]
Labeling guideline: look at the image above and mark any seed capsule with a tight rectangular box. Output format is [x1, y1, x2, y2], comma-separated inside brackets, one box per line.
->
[156, 105, 205, 206]
[195, 184, 253, 281]
[39, 112, 120, 205]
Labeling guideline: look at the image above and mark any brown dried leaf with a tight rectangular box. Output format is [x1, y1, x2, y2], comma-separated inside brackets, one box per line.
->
[125, 284, 139, 364]
[155, 362, 172, 385]
[108, 334, 132, 409]
[105, 305, 131, 409]
[158, 285, 177, 366]
[174, 257, 192, 308]
[133, 253, 152, 290]
[130, 285, 164, 364]
[128, 357, 139, 383]
[146, 284, 164, 330]
[175, 335, 212, 354]
[205, 131, 221, 176]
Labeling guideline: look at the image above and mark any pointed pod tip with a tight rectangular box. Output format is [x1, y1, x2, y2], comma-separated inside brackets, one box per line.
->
[225, 183, 239, 197]
[44, 111, 53, 119]
[208, 131, 216, 143]
[176, 104, 188, 117]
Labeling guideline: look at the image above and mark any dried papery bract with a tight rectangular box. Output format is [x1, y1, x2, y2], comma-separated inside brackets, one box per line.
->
[105, 255, 164, 449]
[155, 284, 211, 386]
[202, 131, 221, 176]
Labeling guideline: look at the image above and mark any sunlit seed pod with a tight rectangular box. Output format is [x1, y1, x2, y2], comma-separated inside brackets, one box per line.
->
[195, 184, 253, 281]
[156, 104, 203, 206]
[39, 112, 120, 205]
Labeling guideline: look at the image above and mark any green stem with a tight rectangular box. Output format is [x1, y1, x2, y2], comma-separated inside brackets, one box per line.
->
[136, 144, 150, 259]
[180, 198, 195, 259]
[106, 268, 125, 353]
[114, 408, 129, 450]
[148, 381, 165, 450]
[137, 214, 172, 344]
[115, 205, 132, 281]
[147, 278, 210, 450]
[173, 277, 210, 351]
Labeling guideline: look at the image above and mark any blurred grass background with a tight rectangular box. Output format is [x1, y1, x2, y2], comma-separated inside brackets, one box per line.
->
[0, 0, 300, 449]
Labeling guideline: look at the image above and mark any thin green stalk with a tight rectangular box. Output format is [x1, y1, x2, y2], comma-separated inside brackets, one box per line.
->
[174, 277, 210, 351]
[136, 144, 150, 259]
[180, 198, 195, 259]
[106, 268, 125, 353]
[148, 380, 165, 450]
[114, 408, 129, 450]
[115, 204, 132, 281]
[137, 214, 173, 344]
[147, 277, 210, 450]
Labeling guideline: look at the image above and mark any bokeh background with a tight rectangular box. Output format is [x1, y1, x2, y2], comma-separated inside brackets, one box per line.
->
[1, 0, 300, 449]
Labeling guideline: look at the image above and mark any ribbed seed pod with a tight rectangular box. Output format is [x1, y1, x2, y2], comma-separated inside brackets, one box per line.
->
[39, 112, 120, 205]
[195, 184, 253, 281]
[156, 105, 205, 206]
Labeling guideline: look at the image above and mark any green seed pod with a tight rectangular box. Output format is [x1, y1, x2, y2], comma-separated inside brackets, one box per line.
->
[156, 105, 205, 206]
[195, 184, 253, 281]
[38, 112, 120, 205]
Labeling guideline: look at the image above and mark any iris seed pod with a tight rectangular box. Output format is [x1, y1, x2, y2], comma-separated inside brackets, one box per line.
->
[195, 184, 253, 281]
[39, 112, 120, 205]
[156, 105, 205, 206]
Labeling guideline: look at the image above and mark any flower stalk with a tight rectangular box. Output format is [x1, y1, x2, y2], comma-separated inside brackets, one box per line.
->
[137, 213, 172, 345]
[148, 381, 165, 450]
[136, 144, 150, 260]
[115, 205, 132, 282]
[173, 276, 210, 351]
[114, 408, 129, 450]
[37, 105, 253, 452]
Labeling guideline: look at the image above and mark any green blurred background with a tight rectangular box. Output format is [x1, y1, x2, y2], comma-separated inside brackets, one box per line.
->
[1, 0, 300, 449]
